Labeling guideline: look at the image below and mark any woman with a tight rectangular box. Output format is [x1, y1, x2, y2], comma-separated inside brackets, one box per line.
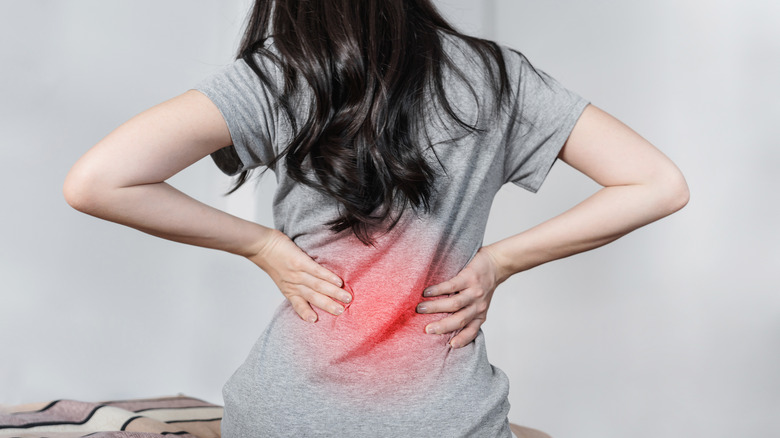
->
[63, 0, 688, 436]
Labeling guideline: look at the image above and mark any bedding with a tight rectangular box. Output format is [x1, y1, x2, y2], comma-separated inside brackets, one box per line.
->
[0, 395, 222, 438]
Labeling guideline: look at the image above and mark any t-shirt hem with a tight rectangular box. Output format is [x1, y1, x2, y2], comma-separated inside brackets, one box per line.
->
[512, 98, 590, 193]
[191, 73, 268, 176]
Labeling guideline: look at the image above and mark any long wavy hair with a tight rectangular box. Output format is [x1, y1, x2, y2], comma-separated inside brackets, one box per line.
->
[226, 0, 511, 244]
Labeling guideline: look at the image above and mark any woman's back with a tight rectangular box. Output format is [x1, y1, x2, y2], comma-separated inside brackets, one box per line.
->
[195, 32, 587, 437]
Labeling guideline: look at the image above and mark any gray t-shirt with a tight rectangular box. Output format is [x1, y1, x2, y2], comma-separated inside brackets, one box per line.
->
[195, 34, 588, 438]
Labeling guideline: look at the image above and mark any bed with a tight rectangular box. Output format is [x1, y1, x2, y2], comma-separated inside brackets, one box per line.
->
[0, 395, 222, 438]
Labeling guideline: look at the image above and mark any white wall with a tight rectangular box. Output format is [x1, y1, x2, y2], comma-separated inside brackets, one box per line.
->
[0, 0, 273, 404]
[480, 1, 780, 437]
[1, 1, 778, 437]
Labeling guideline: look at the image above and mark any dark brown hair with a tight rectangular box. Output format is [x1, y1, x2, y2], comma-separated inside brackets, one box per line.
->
[226, 0, 511, 244]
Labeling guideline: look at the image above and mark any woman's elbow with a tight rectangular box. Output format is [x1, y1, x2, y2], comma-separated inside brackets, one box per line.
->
[63, 161, 107, 215]
[655, 166, 690, 217]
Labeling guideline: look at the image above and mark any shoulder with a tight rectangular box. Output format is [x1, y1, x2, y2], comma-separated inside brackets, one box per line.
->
[438, 32, 531, 88]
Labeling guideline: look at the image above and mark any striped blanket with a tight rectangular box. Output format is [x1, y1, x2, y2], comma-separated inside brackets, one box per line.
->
[0, 395, 222, 438]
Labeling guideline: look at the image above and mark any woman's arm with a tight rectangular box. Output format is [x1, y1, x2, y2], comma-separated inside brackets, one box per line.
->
[64, 90, 351, 321]
[417, 104, 689, 347]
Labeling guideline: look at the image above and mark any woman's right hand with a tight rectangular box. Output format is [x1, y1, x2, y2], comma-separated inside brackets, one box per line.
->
[62, 90, 350, 323]
[247, 229, 351, 323]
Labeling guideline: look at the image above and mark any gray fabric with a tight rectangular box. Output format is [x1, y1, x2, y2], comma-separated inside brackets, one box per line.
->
[195, 33, 588, 437]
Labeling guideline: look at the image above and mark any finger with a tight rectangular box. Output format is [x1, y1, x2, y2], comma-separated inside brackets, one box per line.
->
[299, 257, 343, 287]
[304, 275, 352, 304]
[288, 295, 318, 323]
[416, 291, 471, 314]
[423, 306, 477, 335]
[449, 319, 483, 349]
[299, 285, 346, 317]
[423, 273, 470, 297]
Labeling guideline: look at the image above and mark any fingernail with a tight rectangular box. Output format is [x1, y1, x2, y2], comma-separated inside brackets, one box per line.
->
[423, 288, 432, 297]
[307, 315, 317, 323]
[417, 305, 427, 313]
[333, 277, 343, 286]
[334, 307, 344, 315]
[451, 341, 460, 349]
[426, 325, 437, 334]
[342, 295, 352, 303]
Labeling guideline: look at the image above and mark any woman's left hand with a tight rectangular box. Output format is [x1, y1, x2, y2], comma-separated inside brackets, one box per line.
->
[416, 247, 504, 349]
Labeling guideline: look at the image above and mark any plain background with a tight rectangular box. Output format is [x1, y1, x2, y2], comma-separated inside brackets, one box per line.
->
[1, 1, 778, 437]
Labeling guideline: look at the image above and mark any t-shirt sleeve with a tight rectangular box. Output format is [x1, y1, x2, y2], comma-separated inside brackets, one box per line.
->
[193, 57, 278, 176]
[503, 51, 589, 192]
